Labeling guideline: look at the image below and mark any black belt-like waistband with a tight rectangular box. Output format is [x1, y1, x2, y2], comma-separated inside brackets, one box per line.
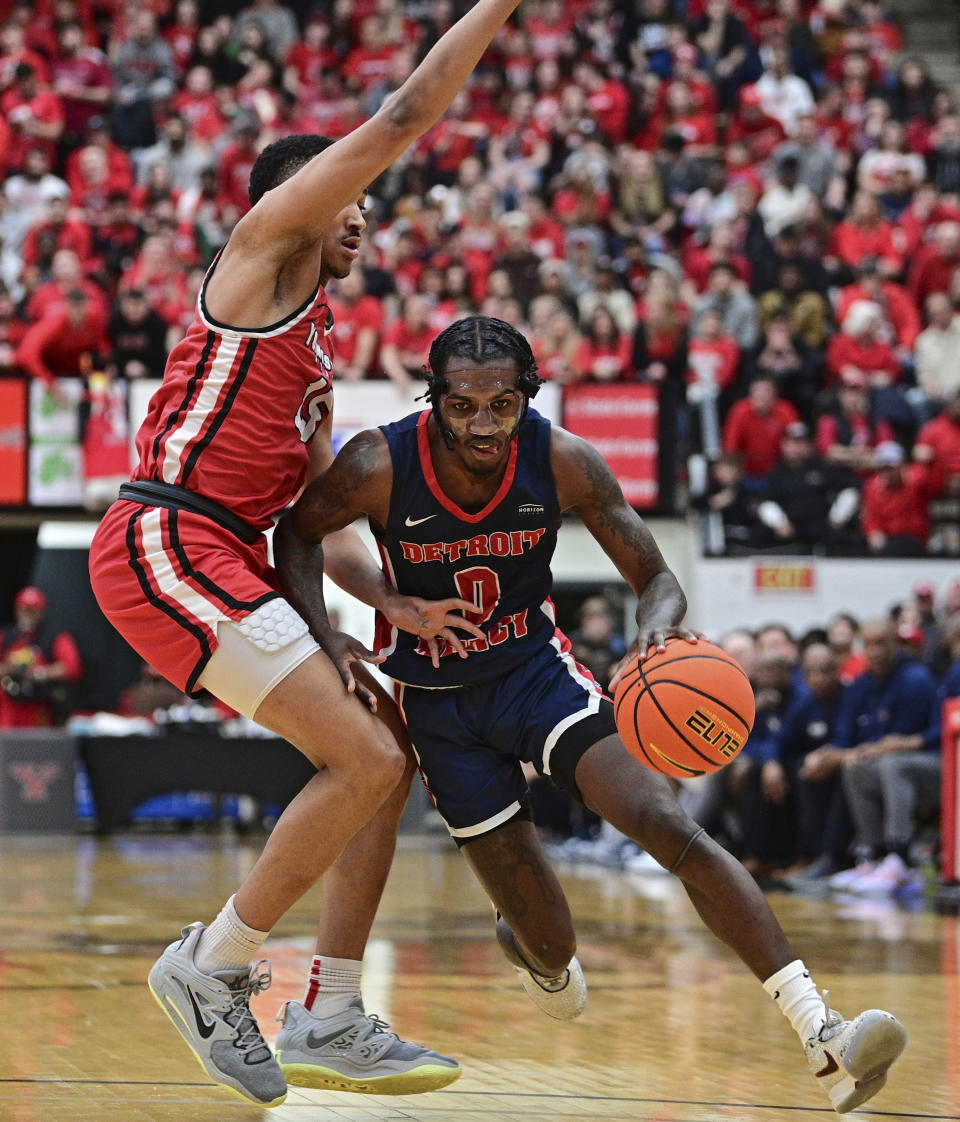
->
[118, 480, 262, 544]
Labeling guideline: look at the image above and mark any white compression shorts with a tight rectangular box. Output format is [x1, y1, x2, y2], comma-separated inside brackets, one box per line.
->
[196, 597, 320, 719]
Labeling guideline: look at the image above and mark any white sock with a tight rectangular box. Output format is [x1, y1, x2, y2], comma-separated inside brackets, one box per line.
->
[762, 959, 827, 1043]
[303, 954, 363, 1015]
[194, 895, 269, 974]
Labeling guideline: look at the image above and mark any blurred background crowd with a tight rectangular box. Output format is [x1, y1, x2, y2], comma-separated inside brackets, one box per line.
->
[1, 0, 959, 553]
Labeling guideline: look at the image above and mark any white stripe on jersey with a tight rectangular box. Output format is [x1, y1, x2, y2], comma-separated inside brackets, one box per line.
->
[161, 332, 243, 484]
[541, 640, 602, 777]
[139, 506, 227, 636]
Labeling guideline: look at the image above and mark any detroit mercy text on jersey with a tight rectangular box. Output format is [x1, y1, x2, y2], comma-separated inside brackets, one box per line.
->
[373, 408, 562, 687]
[131, 261, 335, 528]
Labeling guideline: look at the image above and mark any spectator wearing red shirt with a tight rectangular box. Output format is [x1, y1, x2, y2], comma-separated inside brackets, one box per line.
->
[0, 20, 51, 89]
[686, 308, 740, 396]
[914, 389, 960, 498]
[815, 369, 895, 477]
[575, 305, 633, 382]
[1, 62, 64, 172]
[828, 191, 904, 279]
[825, 300, 901, 388]
[164, 0, 201, 75]
[420, 90, 488, 187]
[651, 80, 718, 156]
[722, 373, 801, 479]
[896, 185, 960, 259]
[283, 14, 336, 97]
[683, 222, 751, 295]
[25, 247, 109, 323]
[327, 270, 383, 382]
[216, 117, 260, 221]
[0, 282, 28, 369]
[861, 441, 941, 554]
[835, 258, 920, 354]
[907, 220, 960, 310]
[342, 13, 398, 94]
[664, 41, 718, 116]
[15, 287, 108, 386]
[120, 234, 189, 326]
[0, 586, 82, 729]
[574, 60, 630, 145]
[171, 65, 227, 146]
[726, 84, 787, 163]
[48, 20, 112, 146]
[379, 293, 434, 392]
[21, 195, 94, 271]
[524, 0, 573, 61]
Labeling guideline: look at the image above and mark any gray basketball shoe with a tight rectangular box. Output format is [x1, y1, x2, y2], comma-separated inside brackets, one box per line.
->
[804, 990, 907, 1113]
[275, 996, 462, 1094]
[147, 922, 286, 1107]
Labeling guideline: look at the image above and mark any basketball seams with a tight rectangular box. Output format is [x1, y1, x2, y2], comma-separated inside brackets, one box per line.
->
[631, 679, 718, 774]
[635, 677, 754, 728]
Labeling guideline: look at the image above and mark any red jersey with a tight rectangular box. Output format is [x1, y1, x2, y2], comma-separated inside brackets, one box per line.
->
[131, 259, 335, 529]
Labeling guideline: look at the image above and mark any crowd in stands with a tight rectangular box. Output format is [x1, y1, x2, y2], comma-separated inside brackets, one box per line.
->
[2, 0, 960, 551]
[550, 578, 960, 899]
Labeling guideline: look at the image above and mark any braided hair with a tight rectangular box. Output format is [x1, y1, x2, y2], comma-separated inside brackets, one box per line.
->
[422, 316, 542, 440]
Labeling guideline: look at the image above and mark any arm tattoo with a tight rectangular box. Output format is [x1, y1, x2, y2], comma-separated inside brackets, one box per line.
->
[575, 441, 664, 572]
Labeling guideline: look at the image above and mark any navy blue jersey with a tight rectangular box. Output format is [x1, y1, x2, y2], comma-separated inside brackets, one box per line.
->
[372, 407, 562, 687]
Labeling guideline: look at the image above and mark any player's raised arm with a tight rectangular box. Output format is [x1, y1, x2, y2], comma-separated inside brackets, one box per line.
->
[232, 0, 522, 260]
[551, 427, 696, 657]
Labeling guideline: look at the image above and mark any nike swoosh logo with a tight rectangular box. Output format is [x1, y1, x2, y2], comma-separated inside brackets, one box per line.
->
[815, 1051, 839, 1078]
[186, 986, 216, 1039]
[306, 1027, 350, 1050]
[404, 515, 437, 527]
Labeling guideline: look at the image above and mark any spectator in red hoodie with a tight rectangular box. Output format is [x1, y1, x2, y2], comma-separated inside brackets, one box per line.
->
[835, 256, 920, 357]
[1, 61, 64, 172]
[907, 220, 960, 309]
[829, 190, 904, 279]
[826, 300, 900, 389]
[0, 586, 82, 729]
[15, 287, 108, 387]
[860, 441, 940, 554]
[722, 373, 800, 479]
[725, 83, 786, 162]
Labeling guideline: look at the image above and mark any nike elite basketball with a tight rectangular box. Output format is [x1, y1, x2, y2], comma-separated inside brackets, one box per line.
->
[613, 638, 755, 778]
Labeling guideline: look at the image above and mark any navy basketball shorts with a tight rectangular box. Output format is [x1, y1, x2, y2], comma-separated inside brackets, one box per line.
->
[395, 640, 618, 843]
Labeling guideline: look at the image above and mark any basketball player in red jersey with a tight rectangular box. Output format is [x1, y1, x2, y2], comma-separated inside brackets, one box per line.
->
[88, 0, 523, 1108]
[275, 316, 908, 1116]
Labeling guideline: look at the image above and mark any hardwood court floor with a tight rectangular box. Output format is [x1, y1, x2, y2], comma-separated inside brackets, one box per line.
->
[0, 831, 956, 1122]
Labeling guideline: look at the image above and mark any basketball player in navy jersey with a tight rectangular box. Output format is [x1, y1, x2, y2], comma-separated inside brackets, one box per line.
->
[275, 317, 907, 1115]
[88, 0, 524, 1108]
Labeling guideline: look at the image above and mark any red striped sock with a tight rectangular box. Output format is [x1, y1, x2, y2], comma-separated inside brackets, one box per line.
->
[303, 954, 363, 1013]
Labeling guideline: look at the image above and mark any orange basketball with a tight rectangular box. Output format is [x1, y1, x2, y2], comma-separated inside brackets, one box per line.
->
[613, 637, 755, 778]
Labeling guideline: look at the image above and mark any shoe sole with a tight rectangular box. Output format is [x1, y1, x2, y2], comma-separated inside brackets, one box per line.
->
[831, 1013, 907, 1114]
[147, 974, 287, 1108]
[278, 1059, 462, 1095]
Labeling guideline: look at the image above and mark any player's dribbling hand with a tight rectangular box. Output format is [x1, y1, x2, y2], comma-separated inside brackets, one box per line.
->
[382, 592, 487, 668]
[317, 623, 386, 711]
[607, 628, 700, 694]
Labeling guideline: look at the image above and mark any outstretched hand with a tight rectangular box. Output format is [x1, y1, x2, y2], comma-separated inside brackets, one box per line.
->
[317, 624, 386, 711]
[382, 592, 487, 668]
[607, 627, 701, 694]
